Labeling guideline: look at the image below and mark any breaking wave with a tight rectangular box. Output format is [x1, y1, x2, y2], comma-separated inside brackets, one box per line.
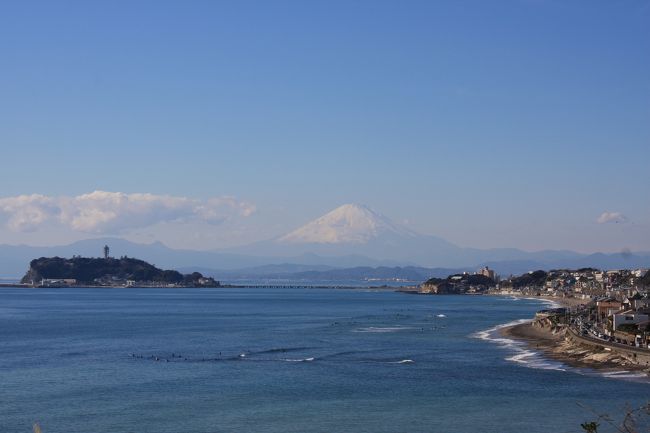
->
[473, 319, 650, 383]
[255, 347, 312, 354]
[353, 326, 414, 333]
[472, 318, 566, 372]
[283, 357, 315, 362]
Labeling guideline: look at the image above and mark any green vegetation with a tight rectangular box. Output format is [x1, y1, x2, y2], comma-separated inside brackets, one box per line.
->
[502, 270, 548, 288]
[20, 256, 218, 287]
[423, 273, 496, 294]
[424, 274, 495, 287]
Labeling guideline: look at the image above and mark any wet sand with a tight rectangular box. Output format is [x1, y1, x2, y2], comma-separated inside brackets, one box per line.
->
[501, 322, 650, 375]
[493, 294, 589, 308]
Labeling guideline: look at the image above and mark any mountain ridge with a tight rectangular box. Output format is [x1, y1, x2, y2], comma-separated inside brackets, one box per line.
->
[1, 204, 648, 278]
[221, 204, 624, 269]
[0, 237, 648, 279]
[278, 203, 418, 244]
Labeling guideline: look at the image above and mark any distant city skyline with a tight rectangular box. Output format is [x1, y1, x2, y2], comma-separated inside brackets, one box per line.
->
[1, 1, 649, 253]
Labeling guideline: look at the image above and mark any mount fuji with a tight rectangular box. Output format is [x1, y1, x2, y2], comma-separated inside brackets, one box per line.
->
[224, 204, 650, 271]
[221, 203, 443, 262]
[278, 204, 419, 245]
[225, 204, 552, 267]
[1, 204, 648, 279]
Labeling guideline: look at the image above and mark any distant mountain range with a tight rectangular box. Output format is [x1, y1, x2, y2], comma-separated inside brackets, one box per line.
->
[0, 236, 404, 279]
[0, 203, 648, 280]
[218, 204, 650, 273]
[177, 265, 469, 283]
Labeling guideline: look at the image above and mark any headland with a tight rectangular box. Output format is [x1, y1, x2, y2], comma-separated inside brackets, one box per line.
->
[500, 311, 650, 376]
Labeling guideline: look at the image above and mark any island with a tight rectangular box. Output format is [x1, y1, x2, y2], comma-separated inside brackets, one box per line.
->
[20, 256, 220, 288]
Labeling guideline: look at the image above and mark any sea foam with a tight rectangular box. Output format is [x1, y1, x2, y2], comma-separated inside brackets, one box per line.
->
[474, 318, 649, 383]
[353, 326, 414, 333]
[472, 319, 566, 372]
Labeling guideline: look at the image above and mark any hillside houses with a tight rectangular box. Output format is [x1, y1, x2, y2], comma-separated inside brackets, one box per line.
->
[420, 267, 650, 299]
[494, 268, 649, 299]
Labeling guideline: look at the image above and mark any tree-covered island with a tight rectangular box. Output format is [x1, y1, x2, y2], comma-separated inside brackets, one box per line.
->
[20, 256, 219, 288]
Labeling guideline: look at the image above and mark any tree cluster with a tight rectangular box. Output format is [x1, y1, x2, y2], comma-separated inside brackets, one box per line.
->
[20, 256, 211, 285]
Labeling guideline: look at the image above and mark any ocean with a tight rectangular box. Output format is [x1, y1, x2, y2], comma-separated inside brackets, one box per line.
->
[0, 288, 647, 433]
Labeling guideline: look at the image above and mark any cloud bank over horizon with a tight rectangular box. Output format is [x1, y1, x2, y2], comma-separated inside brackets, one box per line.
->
[597, 211, 627, 224]
[0, 191, 256, 234]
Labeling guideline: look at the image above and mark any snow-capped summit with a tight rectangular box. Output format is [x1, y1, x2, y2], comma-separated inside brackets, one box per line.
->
[278, 203, 417, 244]
[218, 203, 596, 269]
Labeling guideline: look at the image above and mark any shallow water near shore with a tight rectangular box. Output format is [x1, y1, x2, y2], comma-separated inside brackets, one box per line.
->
[1, 288, 648, 433]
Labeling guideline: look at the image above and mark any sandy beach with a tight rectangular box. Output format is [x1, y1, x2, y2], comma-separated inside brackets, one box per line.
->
[501, 321, 650, 375]
[491, 293, 590, 308]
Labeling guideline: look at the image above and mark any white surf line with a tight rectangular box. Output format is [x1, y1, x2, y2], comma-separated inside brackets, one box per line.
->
[521, 297, 563, 309]
[283, 357, 315, 362]
[352, 326, 415, 333]
[473, 318, 650, 383]
[473, 318, 568, 372]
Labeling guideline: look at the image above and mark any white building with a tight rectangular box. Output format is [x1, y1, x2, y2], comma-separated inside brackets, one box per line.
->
[612, 311, 650, 331]
[477, 266, 495, 280]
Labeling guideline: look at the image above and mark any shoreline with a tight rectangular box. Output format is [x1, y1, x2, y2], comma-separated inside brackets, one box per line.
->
[488, 293, 590, 308]
[0, 283, 411, 290]
[499, 321, 650, 378]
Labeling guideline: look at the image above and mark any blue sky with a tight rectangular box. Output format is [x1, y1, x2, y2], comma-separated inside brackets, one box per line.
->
[1, 0, 649, 252]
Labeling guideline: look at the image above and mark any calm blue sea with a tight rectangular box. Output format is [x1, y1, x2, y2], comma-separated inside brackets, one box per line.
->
[0, 288, 648, 433]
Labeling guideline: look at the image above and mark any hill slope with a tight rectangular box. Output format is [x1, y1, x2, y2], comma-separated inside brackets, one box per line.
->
[21, 256, 217, 286]
[279, 204, 417, 244]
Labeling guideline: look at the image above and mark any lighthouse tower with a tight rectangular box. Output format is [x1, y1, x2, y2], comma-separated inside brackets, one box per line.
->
[104, 245, 110, 259]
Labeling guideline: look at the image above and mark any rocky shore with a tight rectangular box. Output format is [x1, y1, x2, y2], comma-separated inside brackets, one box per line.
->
[501, 320, 650, 376]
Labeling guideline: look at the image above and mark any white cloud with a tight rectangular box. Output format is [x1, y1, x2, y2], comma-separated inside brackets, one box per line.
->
[596, 211, 627, 224]
[0, 191, 256, 233]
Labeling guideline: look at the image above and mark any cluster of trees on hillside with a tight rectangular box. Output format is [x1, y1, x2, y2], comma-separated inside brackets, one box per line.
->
[423, 273, 496, 294]
[21, 256, 214, 285]
[502, 270, 549, 288]
[424, 273, 495, 287]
